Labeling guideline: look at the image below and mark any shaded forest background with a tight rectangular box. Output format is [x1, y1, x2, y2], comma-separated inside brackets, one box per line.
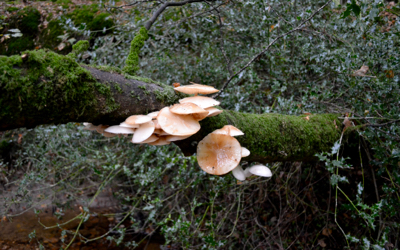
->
[1, 0, 400, 249]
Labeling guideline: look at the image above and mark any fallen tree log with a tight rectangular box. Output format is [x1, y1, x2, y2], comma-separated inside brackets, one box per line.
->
[0, 50, 342, 163]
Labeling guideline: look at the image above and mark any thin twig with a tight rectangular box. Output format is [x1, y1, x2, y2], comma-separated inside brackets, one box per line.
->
[363, 119, 400, 127]
[144, 0, 207, 30]
[163, 1, 226, 34]
[213, 0, 333, 98]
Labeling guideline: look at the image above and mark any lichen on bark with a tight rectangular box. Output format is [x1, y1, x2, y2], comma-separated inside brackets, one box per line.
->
[122, 27, 149, 75]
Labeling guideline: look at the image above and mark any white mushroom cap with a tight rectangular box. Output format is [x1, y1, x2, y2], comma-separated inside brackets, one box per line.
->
[104, 125, 135, 134]
[231, 165, 246, 181]
[241, 147, 250, 157]
[179, 96, 220, 109]
[205, 107, 223, 117]
[119, 122, 139, 128]
[125, 115, 152, 125]
[132, 121, 155, 143]
[174, 84, 219, 95]
[157, 107, 200, 136]
[244, 165, 272, 178]
[197, 133, 242, 175]
[211, 125, 244, 137]
[147, 111, 159, 119]
[148, 137, 170, 146]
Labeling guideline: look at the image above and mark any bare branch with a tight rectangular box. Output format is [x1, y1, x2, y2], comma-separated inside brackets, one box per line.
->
[213, 0, 333, 98]
[363, 119, 400, 127]
[144, 0, 208, 30]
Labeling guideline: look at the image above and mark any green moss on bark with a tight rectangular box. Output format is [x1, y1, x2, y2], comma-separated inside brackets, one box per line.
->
[122, 27, 149, 75]
[199, 111, 341, 162]
[68, 40, 89, 59]
[0, 50, 117, 125]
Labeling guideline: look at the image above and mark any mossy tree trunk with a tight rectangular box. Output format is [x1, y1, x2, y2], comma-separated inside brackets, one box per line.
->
[0, 50, 342, 163]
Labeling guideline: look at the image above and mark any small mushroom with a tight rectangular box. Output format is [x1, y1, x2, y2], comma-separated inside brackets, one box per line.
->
[139, 134, 159, 144]
[132, 121, 155, 143]
[165, 134, 192, 142]
[147, 111, 159, 119]
[179, 96, 220, 109]
[83, 122, 97, 131]
[170, 103, 208, 116]
[174, 84, 219, 96]
[95, 125, 109, 134]
[241, 147, 250, 157]
[205, 107, 223, 117]
[104, 125, 135, 134]
[244, 165, 272, 178]
[125, 115, 152, 125]
[148, 137, 170, 146]
[212, 125, 244, 137]
[120, 122, 139, 128]
[102, 132, 118, 138]
[197, 133, 242, 175]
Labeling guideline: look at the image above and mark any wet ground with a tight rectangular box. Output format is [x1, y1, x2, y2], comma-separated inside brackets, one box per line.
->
[0, 206, 165, 250]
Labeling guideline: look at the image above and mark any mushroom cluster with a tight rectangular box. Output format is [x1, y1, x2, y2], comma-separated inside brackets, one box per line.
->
[83, 83, 272, 182]
[83, 83, 222, 146]
[197, 125, 272, 181]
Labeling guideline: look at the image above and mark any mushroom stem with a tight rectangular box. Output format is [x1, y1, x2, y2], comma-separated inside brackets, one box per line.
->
[231, 165, 246, 181]
[244, 167, 253, 178]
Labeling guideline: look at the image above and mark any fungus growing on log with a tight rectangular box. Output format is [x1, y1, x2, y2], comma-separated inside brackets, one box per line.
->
[197, 126, 273, 181]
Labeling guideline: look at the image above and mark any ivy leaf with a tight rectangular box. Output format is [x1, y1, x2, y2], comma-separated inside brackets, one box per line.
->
[341, 0, 361, 19]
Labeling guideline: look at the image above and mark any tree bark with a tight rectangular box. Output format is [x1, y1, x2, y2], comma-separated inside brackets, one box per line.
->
[0, 50, 342, 163]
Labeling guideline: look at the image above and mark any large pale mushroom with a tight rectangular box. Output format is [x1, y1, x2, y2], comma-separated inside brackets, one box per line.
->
[197, 133, 242, 175]
[157, 107, 200, 136]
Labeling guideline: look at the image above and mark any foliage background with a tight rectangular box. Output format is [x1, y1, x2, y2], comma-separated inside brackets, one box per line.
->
[1, 0, 400, 249]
